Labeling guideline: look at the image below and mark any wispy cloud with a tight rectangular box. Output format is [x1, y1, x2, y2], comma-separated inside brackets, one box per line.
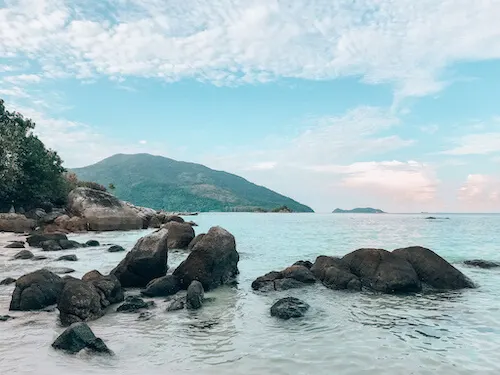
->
[1, 0, 500, 97]
[459, 174, 500, 211]
[441, 132, 500, 155]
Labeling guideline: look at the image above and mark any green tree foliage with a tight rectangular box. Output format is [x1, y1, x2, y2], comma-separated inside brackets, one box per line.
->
[0, 99, 67, 211]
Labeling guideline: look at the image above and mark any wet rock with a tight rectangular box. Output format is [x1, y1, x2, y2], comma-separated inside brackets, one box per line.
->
[186, 281, 204, 310]
[32, 255, 48, 261]
[165, 221, 195, 250]
[173, 226, 239, 291]
[252, 265, 315, 292]
[186, 221, 198, 227]
[57, 254, 78, 262]
[187, 233, 205, 251]
[392, 246, 475, 290]
[270, 297, 310, 320]
[86, 240, 100, 247]
[141, 275, 181, 297]
[281, 265, 316, 284]
[107, 245, 125, 253]
[251, 271, 282, 291]
[40, 211, 62, 225]
[0, 213, 36, 233]
[58, 279, 103, 326]
[13, 250, 34, 260]
[165, 215, 184, 224]
[342, 248, 421, 293]
[41, 240, 63, 251]
[0, 277, 16, 286]
[166, 296, 185, 312]
[311, 256, 361, 291]
[117, 296, 154, 313]
[44, 267, 75, 275]
[463, 259, 500, 269]
[90, 273, 124, 307]
[67, 187, 143, 231]
[27, 233, 67, 247]
[274, 278, 309, 291]
[148, 215, 161, 228]
[5, 242, 25, 249]
[59, 240, 81, 250]
[1, 315, 15, 321]
[82, 270, 104, 282]
[10, 269, 64, 311]
[52, 322, 112, 354]
[293, 260, 313, 269]
[137, 312, 153, 321]
[111, 227, 169, 287]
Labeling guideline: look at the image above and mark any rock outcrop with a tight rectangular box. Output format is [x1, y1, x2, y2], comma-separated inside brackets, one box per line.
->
[464, 259, 500, 269]
[252, 265, 316, 291]
[187, 234, 205, 251]
[111, 228, 169, 287]
[186, 280, 204, 310]
[311, 256, 361, 291]
[165, 221, 195, 250]
[9, 269, 64, 311]
[270, 297, 310, 320]
[27, 233, 68, 247]
[0, 213, 36, 233]
[173, 226, 239, 291]
[67, 187, 143, 231]
[52, 322, 112, 354]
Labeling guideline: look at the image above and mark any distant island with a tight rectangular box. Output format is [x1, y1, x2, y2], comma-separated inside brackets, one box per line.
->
[333, 207, 385, 214]
[73, 153, 314, 213]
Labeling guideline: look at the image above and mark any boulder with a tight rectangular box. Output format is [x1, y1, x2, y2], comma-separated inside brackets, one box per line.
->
[148, 215, 162, 228]
[58, 279, 104, 326]
[342, 248, 421, 293]
[251, 271, 283, 291]
[32, 255, 48, 261]
[9, 269, 64, 311]
[5, 242, 25, 249]
[52, 322, 112, 354]
[252, 265, 315, 292]
[90, 273, 124, 307]
[141, 275, 181, 297]
[54, 215, 88, 233]
[59, 240, 81, 250]
[274, 278, 309, 291]
[117, 296, 154, 313]
[293, 260, 313, 269]
[173, 226, 239, 291]
[392, 246, 475, 289]
[187, 234, 205, 251]
[281, 265, 316, 284]
[310, 256, 361, 291]
[41, 240, 63, 251]
[82, 270, 104, 282]
[57, 254, 78, 262]
[27, 233, 67, 247]
[86, 240, 100, 247]
[186, 221, 198, 227]
[67, 187, 143, 231]
[111, 228, 169, 287]
[310, 256, 345, 279]
[165, 221, 195, 250]
[270, 297, 310, 320]
[13, 250, 34, 260]
[0, 213, 36, 233]
[108, 245, 125, 253]
[25, 208, 47, 221]
[165, 215, 184, 224]
[40, 211, 63, 225]
[463, 259, 500, 269]
[1, 277, 16, 286]
[186, 280, 204, 310]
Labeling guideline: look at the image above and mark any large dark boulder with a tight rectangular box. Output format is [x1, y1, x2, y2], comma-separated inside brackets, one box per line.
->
[270, 297, 310, 320]
[27, 233, 67, 247]
[173, 226, 239, 291]
[67, 187, 143, 231]
[117, 296, 154, 313]
[392, 246, 475, 290]
[141, 275, 181, 297]
[111, 228, 169, 287]
[86, 240, 100, 247]
[251, 271, 283, 291]
[0, 213, 36, 233]
[52, 322, 112, 354]
[311, 255, 361, 291]
[187, 233, 205, 251]
[12, 250, 34, 260]
[108, 245, 125, 253]
[252, 265, 315, 292]
[186, 280, 204, 310]
[342, 248, 421, 293]
[58, 279, 103, 326]
[165, 221, 195, 250]
[57, 254, 78, 261]
[59, 240, 82, 250]
[41, 240, 63, 251]
[90, 274, 124, 307]
[9, 269, 64, 311]
[281, 265, 316, 284]
[165, 215, 184, 224]
[464, 259, 500, 269]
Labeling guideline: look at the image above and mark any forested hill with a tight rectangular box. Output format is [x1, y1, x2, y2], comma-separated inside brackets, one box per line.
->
[72, 153, 314, 213]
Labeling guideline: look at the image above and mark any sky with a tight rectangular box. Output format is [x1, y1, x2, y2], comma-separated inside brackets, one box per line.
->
[1, 0, 500, 213]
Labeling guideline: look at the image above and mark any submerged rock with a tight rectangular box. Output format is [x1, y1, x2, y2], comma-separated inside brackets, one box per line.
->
[52, 322, 112, 354]
[10, 269, 64, 311]
[57, 254, 78, 262]
[173, 226, 239, 291]
[41, 240, 62, 251]
[463, 259, 500, 269]
[141, 275, 181, 297]
[0, 277, 16, 286]
[392, 246, 475, 290]
[117, 296, 154, 313]
[252, 265, 315, 292]
[5, 242, 25, 249]
[12, 250, 34, 260]
[107, 245, 125, 253]
[27, 233, 67, 247]
[165, 221, 195, 250]
[186, 280, 204, 310]
[86, 240, 100, 247]
[0, 315, 15, 321]
[31, 255, 48, 261]
[111, 227, 169, 287]
[166, 296, 185, 312]
[270, 297, 310, 320]
[59, 240, 81, 250]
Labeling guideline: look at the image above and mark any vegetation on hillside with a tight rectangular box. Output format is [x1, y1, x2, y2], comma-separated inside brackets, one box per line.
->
[73, 153, 314, 213]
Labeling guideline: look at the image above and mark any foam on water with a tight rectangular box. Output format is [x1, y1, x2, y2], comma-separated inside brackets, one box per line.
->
[1, 213, 500, 374]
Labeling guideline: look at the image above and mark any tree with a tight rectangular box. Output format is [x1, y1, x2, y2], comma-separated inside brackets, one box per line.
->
[0, 99, 68, 211]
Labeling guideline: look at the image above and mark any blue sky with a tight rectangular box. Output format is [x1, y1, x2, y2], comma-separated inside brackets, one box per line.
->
[1, 0, 500, 213]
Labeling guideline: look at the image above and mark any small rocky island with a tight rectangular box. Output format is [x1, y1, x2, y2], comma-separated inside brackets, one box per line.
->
[333, 207, 385, 214]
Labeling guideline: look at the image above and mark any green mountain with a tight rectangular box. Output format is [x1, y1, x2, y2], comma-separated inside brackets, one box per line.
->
[72, 153, 314, 213]
[333, 207, 385, 213]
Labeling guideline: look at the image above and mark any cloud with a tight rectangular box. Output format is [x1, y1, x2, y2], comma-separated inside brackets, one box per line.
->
[3, 74, 42, 83]
[139, 140, 147, 145]
[244, 161, 277, 171]
[420, 124, 439, 135]
[1, 0, 500, 97]
[459, 174, 500, 211]
[441, 132, 500, 155]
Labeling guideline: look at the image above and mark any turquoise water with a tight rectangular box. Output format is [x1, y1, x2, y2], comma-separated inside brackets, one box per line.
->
[1, 213, 500, 374]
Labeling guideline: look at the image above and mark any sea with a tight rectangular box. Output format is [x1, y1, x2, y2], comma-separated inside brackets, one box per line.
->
[1, 213, 500, 375]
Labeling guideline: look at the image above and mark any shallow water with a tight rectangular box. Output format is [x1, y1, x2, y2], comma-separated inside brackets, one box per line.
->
[1, 213, 500, 375]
